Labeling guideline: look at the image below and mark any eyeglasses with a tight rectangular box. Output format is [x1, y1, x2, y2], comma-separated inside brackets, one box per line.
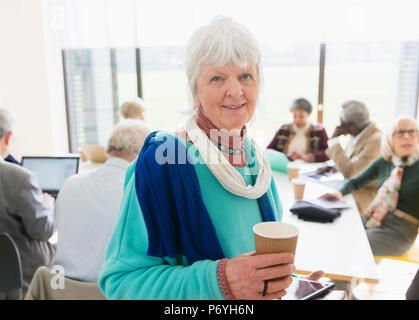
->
[393, 129, 418, 138]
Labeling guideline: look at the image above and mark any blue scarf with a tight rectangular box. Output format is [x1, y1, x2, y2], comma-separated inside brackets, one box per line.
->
[135, 131, 276, 265]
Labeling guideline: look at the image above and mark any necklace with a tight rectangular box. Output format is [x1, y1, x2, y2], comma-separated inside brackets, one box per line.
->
[210, 140, 245, 155]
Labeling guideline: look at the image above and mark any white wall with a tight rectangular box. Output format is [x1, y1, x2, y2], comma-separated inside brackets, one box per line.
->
[0, 0, 68, 159]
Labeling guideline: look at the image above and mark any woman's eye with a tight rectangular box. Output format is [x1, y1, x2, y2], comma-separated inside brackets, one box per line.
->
[240, 74, 252, 80]
[210, 76, 222, 82]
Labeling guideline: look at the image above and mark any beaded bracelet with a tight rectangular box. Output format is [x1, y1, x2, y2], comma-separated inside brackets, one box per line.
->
[217, 258, 236, 300]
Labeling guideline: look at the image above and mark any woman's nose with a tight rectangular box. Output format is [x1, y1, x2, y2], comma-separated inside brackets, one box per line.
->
[226, 78, 243, 98]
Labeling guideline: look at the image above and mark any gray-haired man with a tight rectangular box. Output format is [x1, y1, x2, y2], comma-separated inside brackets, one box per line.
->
[322, 101, 382, 214]
[0, 108, 55, 299]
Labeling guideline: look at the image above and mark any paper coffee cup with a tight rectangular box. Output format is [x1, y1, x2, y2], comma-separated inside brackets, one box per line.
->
[292, 177, 306, 200]
[287, 163, 299, 181]
[253, 222, 299, 256]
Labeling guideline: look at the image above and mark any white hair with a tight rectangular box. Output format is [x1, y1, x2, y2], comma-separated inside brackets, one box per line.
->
[184, 16, 263, 113]
[0, 108, 14, 139]
[340, 100, 370, 129]
[106, 119, 151, 157]
[119, 98, 146, 120]
[381, 115, 419, 161]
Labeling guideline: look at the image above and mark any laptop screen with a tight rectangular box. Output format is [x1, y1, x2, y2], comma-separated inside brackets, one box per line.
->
[21, 157, 79, 192]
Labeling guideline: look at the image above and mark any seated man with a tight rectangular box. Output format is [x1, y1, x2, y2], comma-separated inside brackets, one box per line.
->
[0, 108, 55, 297]
[53, 119, 151, 282]
[323, 100, 382, 213]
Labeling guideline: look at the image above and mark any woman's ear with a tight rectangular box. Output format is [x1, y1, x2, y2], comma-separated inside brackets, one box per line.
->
[4, 131, 13, 145]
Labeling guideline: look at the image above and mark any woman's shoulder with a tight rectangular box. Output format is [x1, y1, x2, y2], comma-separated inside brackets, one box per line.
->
[311, 122, 326, 131]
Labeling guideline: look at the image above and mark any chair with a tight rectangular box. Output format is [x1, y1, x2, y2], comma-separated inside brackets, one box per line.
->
[24, 266, 106, 300]
[374, 242, 419, 264]
[80, 144, 108, 163]
[0, 233, 23, 300]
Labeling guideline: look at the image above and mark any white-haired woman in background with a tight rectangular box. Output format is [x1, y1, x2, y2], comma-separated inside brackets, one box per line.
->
[322, 116, 419, 256]
[99, 17, 323, 300]
[119, 97, 146, 121]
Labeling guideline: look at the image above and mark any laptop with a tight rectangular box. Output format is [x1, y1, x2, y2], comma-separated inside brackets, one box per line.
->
[21, 156, 80, 198]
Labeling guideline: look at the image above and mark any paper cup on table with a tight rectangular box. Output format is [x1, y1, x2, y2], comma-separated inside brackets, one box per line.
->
[253, 222, 299, 256]
[287, 163, 299, 181]
[292, 177, 306, 200]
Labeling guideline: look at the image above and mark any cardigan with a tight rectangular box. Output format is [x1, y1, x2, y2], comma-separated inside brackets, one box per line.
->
[267, 122, 329, 162]
[339, 157, 419, 220]
[99, 134, 282, 300]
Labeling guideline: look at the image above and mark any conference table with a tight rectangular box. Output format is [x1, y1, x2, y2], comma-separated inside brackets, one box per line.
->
[272, 161, 379, 284]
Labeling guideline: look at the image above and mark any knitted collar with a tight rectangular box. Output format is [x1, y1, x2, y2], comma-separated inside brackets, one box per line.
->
[392, 151, 419, 167]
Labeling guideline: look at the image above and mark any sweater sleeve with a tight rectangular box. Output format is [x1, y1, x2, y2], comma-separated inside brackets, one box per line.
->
[310, 127, 330, 162]
[338, 157, 382, 195]
[325, 132, 382, 178]
[98, 167, 224, 300]
[267, 129, 281, 150]
[269, 177, 283, 221]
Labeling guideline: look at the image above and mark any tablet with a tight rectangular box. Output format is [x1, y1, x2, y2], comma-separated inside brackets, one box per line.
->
[281, 278, 335, 300]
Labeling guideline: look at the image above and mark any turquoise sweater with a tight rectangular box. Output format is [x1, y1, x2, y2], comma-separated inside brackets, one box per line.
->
[98, 137, 282, 299]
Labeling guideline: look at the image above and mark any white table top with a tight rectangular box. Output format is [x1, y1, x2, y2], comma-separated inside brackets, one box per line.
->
[272, 164, 379, 284]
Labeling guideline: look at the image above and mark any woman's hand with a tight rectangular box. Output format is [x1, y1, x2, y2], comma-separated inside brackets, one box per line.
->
[288, 151, 315, 162]
[304, 270, 325, 281]
[225, 251, 295, 300]
[319, 192, 343, 201]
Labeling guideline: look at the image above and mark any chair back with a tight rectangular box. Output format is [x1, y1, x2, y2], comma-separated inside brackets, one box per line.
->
[0, 233, 23, 299]
[25, 266, 106, 300]
[81, 145, 108, 163]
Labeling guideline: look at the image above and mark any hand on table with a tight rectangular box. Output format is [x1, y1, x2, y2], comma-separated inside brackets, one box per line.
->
[316, 166, 337, 174]
[319, 191, 344, 202]
[225, 251, 295, 300]
[304, 270, 325, 281]
[288, 151, 315, 162]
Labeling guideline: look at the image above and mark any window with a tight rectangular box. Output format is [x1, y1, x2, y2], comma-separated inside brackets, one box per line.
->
[63, 48, 137, 152]
[141, 47, 188, 132]
[322, 42, 400, 135]
[256, 44, 320, 147]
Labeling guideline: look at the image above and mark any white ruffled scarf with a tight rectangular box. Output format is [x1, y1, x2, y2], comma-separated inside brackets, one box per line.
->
[184, 116, 272, 199]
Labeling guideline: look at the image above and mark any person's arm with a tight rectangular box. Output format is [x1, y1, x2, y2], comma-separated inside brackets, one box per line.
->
[99, 174, 225, 300]
[309, 128, 330, 162]
[266, 129, 280, 150]
[17, 171, 55, 241]
[338, 157, 382, 195]
[326, 134, 381, 178]
[269, 177, 283, 221]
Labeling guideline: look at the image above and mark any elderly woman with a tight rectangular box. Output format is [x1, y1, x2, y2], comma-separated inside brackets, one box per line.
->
[119, 97, 146, 121]
[322, 116, 419, 256]
[267, 98, 329, 162]
[99, 17, 322, 300]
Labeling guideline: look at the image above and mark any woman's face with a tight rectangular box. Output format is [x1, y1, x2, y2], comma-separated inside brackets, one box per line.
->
[293, 109, 310, 128]
[392, 120, 419, 158]
[194, 63, 259, 132]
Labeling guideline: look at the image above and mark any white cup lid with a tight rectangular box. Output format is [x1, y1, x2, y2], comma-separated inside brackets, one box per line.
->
[291, 177, 306, 185]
